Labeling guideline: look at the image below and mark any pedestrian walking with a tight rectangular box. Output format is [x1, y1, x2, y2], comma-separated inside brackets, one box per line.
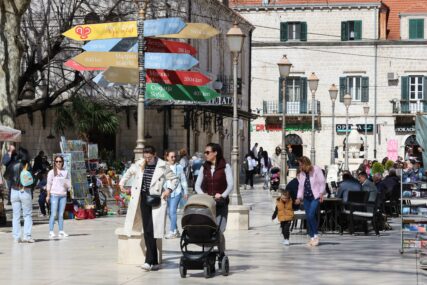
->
[260, 151, 271, 189]
[178, 148, 190, 181]
[37, 172, 48, 217]
[2, 145, 17, 205]
[119, 145, 178, 271]
[272, 189, 294, 246]
[295, 156, 325, 247]
[190, 152, 203, 189]
[46, 155, 71, 239]
[164, 150, 188, 239]
[271, 146, 281, 168]
[10, 147, 34, 243]
[195, 143, 233, 236]
[244, 151, 257, 189]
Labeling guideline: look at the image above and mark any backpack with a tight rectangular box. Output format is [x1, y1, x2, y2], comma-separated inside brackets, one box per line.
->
[20, 164, 34, 187]
[243, 159, 249, 172]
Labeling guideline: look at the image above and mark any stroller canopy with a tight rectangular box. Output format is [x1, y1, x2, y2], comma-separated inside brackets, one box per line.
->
[182, 194, 217, 230]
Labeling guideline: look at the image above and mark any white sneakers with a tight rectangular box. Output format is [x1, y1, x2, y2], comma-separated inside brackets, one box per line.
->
[141, 263, 160, 271]
[49, 231, 69, 239]
[282, 239, 290, 246]
[165, 231, 180, 239]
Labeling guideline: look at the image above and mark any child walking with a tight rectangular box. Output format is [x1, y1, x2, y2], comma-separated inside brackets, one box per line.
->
[272, 190, 294, 246]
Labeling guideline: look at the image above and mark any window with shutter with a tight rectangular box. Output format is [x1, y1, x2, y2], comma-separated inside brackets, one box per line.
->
[300, 78, 308, 113]
[280, 22, 288, 42]
[300, 22, 307, 41]
[361, 77, 369, 102]
[341, 22, 348, 41]
[342, 21, 362, 41]
[339, 77, 346, 102]
[354, 21, 362, 40]
[401, 76, 409, 113]
[409, 19, 424, 39]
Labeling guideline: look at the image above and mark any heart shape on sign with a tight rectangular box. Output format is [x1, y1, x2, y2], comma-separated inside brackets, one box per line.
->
[75, 26, 91, 40]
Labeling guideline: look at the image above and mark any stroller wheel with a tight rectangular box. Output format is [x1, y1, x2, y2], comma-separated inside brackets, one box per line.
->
[179, 265, 187, 278]
[221, 256, 229, 276]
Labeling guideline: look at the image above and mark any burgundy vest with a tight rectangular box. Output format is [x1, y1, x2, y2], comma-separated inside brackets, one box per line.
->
[201, 159, 227, 196]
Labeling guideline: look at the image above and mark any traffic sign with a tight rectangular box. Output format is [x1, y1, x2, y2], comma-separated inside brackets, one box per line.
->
[146, 83, 220, 102]
[72, 52, 198, 70]
[103, 67, 211, 86]
[63, 18, 186, 41]
[159, 23, 219, 39]
[83, 38, 196, 55]
[64, 59, 105, 71]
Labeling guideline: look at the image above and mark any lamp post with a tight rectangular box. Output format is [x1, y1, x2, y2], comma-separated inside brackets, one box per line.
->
[308, 72, 319, 164]
[134, 0, 149, 159]
[329, 84, 338, 165]
[363, 104, 370, 160]
[226, 22, 245, 205]
[277, 55, 292, 187]
[343, 94, 352, 170]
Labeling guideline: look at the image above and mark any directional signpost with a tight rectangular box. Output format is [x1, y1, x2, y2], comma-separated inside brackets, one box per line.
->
[62, 18, 186, 41]
[146, 83, 220, 102]
[72, 52, 198, 70]
[103, 67, 211, 86]
[159, 23, 219, 39]
[64, 59, 105, 71]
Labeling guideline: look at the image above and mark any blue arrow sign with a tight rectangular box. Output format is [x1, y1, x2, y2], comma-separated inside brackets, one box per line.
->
[145, 53, 198, 70]
[144, 17, 186, 37]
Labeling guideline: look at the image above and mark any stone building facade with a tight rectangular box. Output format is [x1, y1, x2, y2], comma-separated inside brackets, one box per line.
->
[232, 0, 427, 168]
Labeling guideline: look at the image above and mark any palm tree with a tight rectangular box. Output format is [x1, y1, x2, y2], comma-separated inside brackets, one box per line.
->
[54, 96, 119, 142]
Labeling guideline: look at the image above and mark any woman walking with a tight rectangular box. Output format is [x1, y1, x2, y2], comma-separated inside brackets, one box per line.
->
[195, 143, 233, 235]
[244, 151, 257, 189]
[295, 156, 325, 246]
[119, 146, 178, 271]
[260, 151, 271, 190]
[46, 155, 71, 239]
[164, 150, 188, 239]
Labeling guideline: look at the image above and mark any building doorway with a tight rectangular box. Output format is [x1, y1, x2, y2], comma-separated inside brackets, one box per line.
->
[286, 134, 303, 158]
[405, 135, 422, 162]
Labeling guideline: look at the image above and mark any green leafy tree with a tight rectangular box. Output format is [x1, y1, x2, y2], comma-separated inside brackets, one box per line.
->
[54, 96, 119, 142]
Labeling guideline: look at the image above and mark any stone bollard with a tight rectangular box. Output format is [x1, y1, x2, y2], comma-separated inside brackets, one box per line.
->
[227, 205, 250, 230]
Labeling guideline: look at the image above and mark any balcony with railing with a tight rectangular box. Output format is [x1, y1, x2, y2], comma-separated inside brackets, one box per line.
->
[262, 100, 321, 115]
[392, 100, 427, 114]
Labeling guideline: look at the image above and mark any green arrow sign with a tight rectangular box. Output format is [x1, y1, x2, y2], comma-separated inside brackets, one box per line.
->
[146, 83, 220, 102]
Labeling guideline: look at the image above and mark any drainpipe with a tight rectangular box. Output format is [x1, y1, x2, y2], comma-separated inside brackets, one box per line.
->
[247, 29, 253, 155]
[374, 7, 378, 159]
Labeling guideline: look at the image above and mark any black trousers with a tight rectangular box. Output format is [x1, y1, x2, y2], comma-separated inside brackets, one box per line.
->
[245, 170, 254, 187]
[140, 191, 158, 265]
[280, 221, 291, 240]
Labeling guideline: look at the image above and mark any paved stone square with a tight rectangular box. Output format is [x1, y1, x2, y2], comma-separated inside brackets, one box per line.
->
[0, 184, 425, 285]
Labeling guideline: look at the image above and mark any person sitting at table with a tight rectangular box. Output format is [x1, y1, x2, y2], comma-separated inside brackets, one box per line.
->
[357, 172, 377, 192]
[337, 171, 362, 203]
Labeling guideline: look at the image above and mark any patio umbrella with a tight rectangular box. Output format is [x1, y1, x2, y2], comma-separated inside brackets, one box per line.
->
[0, 125, 22, 142]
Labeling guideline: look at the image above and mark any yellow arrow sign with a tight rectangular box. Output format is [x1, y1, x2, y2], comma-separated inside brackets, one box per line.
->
[72, 52, 137, 68]
[159, 23, 219, 39]
[63, 21, 137, 41]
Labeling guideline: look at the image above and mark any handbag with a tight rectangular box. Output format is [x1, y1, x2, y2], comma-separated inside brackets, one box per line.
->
[145, 194, 161, 207]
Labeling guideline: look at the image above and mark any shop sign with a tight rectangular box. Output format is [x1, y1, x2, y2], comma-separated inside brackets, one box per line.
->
[252, 123, 311, 132]
[395, 125, 415, 132]
[336, 124, 373, 133]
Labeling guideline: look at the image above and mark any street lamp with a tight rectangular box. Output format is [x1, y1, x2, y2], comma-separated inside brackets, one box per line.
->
[308, 72, 319, 164]
[343, 94, 352, 170]
[226, 22, 245, 205]
[363, 104, 370, 160]
[329, 84, 338, 165]
[277, 55, 292, 187]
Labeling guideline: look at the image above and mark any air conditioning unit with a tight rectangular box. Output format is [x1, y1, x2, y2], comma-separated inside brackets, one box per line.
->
[387, 72, 397, 81]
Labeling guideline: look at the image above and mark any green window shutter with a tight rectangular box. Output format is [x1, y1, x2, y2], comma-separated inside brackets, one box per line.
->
[361, 77, 369, 102]
[424, 76, 427, 100]
[401, 76, 409, 100]
[418, 19, 425, 39]
[280, 22, 288, 42]
[409, 19, 417, 39]
[300, 22, 307, 41]
[354, 21, 362, 40]
[339, 76, 346, 102]
[278, 77, 283, 113]
[341, 21, 348, 41]
[300, 77, 308, 113]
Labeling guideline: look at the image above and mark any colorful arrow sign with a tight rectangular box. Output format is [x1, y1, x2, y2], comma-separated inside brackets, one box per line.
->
[63, 18, 186, 41]
[64, 59, 105, 71]
[146, 83, 220, 102]
[159, 23, 219, 39]
[82, 38, 196, 55]
[72, 52, 198, 70]
[103, 67, 211, 86]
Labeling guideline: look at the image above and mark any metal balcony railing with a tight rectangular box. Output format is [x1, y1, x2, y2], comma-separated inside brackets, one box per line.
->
[392, 100, 427, 114]
[262, 100, 321, 115]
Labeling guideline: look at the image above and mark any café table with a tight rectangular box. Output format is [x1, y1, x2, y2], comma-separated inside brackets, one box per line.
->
[320, 197, 342, 233]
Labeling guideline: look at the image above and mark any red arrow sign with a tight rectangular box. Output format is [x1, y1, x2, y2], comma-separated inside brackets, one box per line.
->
[64, 59, 105, 71]
[145, 38, 197, 56]
[146, 69, 211, 86]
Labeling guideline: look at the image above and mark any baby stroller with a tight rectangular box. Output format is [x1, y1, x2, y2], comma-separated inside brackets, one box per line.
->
[270, 167, 280, 191]
[179, 194, 229, 278]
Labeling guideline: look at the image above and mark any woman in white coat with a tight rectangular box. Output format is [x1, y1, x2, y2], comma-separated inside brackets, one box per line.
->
[119, 146, 178, 271]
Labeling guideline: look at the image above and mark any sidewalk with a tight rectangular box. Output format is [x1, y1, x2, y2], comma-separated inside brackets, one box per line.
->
[0, 178, 425, 285]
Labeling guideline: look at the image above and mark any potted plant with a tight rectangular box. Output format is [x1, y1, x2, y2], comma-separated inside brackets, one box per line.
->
[371, 162, 385, 175]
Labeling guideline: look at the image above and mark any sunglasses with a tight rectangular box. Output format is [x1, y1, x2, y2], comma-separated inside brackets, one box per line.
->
[55, 160, 63, 163]
[204, 151, 213, 155]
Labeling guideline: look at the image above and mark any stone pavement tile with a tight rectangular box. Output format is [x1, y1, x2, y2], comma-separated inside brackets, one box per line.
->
[0, 184, 426, 285]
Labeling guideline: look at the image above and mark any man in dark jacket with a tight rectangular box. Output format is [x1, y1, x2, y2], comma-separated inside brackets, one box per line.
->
[358, 171, 377, 192]
[2, 145, 17, 205]
[337, 171, 362, 202]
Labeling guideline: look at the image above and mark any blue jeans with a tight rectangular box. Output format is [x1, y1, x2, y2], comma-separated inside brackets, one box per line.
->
[167, 193, 182, 233]
[304, 198, 320, 238]
[49, 195, 67, 231]
[11, 189, 33, 240]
